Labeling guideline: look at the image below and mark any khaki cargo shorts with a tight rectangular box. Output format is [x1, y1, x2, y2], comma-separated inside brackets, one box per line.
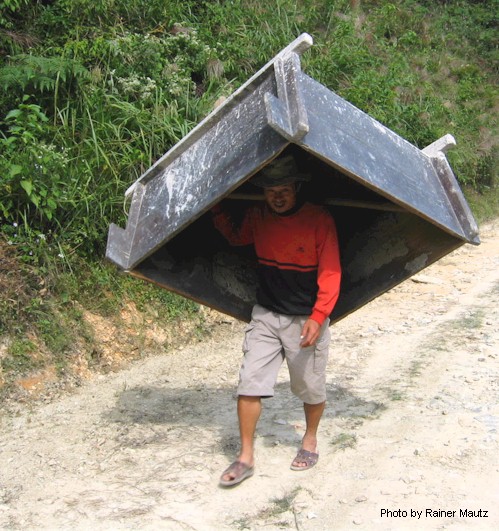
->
[238, 305, 331, 404]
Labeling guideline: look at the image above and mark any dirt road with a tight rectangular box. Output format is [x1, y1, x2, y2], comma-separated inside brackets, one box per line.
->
[0, 220, 498, 530]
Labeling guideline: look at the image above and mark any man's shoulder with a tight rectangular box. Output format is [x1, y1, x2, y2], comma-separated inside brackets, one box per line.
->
[301, 202, 333, 219]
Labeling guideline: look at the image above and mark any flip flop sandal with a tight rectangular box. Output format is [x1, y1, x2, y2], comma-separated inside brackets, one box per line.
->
[290, 449, 319, 471]
[219, 460, 254, 487]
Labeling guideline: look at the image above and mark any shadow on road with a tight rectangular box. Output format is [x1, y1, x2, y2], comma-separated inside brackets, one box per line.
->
[102, 381, 386, 456]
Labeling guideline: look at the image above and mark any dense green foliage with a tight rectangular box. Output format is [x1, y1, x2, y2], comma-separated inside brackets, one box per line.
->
[0, 0, 497, 384]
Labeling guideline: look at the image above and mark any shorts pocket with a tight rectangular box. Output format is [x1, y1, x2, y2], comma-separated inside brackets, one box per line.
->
[242, 323, 255, 354]
[313, 325, 330, 374]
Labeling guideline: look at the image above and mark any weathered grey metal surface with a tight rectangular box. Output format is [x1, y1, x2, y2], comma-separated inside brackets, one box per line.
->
[106, 33, 479, 324]
[106, 35, 315, 271]
[297, 74, 478, 243]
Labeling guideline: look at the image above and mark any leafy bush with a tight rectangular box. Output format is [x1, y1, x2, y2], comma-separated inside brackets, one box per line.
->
[0, 0, 29, 29]
[0, 98, 68, 223]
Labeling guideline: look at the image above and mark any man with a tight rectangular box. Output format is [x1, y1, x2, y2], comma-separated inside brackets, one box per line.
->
[212, 154, 341, 487]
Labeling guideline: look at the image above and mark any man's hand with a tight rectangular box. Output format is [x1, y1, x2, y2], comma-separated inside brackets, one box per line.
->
[300, 318, 321, 348]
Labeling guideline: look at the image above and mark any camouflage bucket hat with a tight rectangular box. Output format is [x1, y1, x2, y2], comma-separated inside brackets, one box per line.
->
[250, 155, 311, 188]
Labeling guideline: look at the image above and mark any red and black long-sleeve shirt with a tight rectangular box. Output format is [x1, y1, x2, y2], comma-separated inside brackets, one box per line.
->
[213, 202, 341, 325]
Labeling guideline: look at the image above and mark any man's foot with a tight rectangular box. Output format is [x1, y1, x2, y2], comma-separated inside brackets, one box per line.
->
[219, 460, 254, 487]
[290, 448, 319, 471]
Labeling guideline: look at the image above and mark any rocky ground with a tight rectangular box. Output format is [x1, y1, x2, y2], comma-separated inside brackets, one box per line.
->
[0, 219, 498, 530]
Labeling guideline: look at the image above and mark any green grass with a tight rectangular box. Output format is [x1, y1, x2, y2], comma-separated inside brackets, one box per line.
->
[451, 309, 486, 331]
[1, 338, 39, 373]
[331, 432, 358, 450]
[232, 487, 302, 528]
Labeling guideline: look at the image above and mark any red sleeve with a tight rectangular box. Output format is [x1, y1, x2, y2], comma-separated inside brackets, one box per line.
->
[309, 213, 342, 325]
[212, 205, 254, 246]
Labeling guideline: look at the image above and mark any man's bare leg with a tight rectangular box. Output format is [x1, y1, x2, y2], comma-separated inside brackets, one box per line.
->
[292, 401, 325, 468]
[221, 395, 261, 482]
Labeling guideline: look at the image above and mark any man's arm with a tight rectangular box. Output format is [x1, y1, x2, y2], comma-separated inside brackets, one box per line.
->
[302, 212, 342, 345]
[211, 203, 254, 246]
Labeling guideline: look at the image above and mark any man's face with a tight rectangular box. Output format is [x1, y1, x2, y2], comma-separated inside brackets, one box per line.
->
[263, 183, 297, 214]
